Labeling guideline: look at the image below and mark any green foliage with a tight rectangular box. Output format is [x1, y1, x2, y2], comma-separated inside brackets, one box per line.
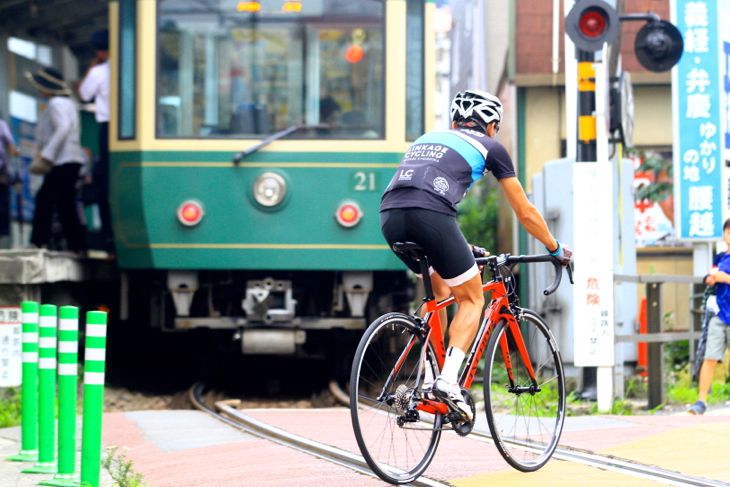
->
[665, 339, 689, 371]
[0, 387, 22, 428]
[632, 149, 672, 203]
[624, 376, 647, 399]
[102, 446, 147, 487]
[665, 362, 730, 406]
[457, 185, 500, 252]
[609, 399, 635, 415]
[488, 378, 563, 417]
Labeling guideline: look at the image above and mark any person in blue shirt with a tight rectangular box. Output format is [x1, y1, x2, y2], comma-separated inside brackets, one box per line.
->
[689, 218, 730, 415]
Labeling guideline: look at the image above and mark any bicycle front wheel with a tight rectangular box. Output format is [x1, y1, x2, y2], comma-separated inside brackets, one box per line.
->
[484, 309, 566, 472]
[350, 313, 442, 484]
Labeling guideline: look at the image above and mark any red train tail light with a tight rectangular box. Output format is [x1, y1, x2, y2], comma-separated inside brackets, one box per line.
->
[177, 200, 204, 226]
[335, 201, 362, 228]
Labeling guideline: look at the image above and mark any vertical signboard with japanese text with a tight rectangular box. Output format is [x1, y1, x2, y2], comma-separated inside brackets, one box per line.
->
[0, 306, 22, 387]
[673, 0, 724, 240]
[573, 163, 615, 367]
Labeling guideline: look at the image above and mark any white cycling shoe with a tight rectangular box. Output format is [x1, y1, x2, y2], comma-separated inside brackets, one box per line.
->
[432, 377, 473, 421]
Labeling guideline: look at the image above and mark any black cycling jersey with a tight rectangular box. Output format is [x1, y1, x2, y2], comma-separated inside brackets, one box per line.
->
[381, 128, 516, 215]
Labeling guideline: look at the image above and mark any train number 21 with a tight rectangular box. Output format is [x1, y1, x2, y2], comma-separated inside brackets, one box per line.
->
[353, 171, 376, 191]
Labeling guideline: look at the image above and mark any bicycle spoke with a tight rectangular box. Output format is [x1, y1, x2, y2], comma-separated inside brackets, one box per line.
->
[484, 312, 565, 472]
[350, 313, 442, 484]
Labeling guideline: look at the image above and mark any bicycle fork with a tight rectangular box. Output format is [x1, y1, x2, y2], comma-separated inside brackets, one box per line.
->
[502, 318, 540, 394]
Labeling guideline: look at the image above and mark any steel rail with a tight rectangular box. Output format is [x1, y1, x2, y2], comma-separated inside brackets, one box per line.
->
[188, 383, 452, 487]
[191, 384, 722, 486]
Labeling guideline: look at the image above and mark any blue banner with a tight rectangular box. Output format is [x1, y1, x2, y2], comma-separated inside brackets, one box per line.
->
[724, 39, 730, 160]
[673, 0, 724, 240]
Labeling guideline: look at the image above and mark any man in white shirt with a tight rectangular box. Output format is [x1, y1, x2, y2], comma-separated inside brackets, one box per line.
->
[79, 29, 113, 255]
[26, 67, 87, 253]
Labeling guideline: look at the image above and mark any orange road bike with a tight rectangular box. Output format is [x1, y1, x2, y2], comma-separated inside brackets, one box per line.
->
[350, 241, 574, 484]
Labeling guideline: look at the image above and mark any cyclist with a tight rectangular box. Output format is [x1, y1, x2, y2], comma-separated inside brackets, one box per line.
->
[380, 89, 572, 420]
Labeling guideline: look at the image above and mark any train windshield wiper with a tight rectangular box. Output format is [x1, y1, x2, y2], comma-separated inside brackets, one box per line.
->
[232, 124, 323, 164]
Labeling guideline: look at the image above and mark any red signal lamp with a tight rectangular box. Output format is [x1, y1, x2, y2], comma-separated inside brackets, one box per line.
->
[579, 9, 607, 38]
[565, 0, 619, 52]
[177, 200, 204, 226]
[335, 201, 362, 228]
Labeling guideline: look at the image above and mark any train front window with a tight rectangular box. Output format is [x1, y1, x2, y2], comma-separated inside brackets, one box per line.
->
[157, 0, 385, 139]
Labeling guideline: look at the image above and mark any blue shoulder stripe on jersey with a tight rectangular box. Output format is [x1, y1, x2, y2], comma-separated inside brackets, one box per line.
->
[414, 131, 486, 183]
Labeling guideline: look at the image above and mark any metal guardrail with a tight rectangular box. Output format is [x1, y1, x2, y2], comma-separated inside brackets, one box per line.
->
[614, 274, 706, 409]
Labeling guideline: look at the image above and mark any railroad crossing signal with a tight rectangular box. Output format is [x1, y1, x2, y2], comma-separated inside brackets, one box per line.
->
[634, 20, 684, 72]
[565, 0, 619, 52]
[566, 0, 684, 73]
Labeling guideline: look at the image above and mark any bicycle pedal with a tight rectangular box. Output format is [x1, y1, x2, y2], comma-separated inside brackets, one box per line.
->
[452, 390, 476, 437]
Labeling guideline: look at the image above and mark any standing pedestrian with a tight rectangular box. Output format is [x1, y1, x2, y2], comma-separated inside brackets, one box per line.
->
[26, 67, 87, 254]
[78, 28, 114, 256]
[0, 114, 20, 247]
[689, 218, 730, 415]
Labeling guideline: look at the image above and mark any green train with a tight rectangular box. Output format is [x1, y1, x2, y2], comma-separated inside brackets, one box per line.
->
[109, 0, 436, 358]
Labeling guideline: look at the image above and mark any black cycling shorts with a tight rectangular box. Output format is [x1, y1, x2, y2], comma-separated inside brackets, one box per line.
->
[380, 208, 479, 287]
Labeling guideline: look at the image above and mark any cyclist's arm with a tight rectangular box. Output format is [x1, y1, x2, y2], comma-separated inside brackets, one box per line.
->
[499, 176, 558, 251]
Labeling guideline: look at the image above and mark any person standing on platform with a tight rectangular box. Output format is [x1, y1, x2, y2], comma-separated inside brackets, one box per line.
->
[0, 114, 20, 247]
[78, 28, 113, 256]
[26, 67, 87, 254]
[689, 218, 730, 415]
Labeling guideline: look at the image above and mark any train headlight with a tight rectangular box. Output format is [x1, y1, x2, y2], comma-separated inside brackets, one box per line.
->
[177, 200, 204, 226]
[253, 172, 287, 207]
[335, 201, 363, 228]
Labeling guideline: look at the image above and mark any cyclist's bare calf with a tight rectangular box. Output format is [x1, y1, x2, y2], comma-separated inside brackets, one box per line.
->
[428, 273, 451, 339]
[446, 273, 484, 352]
[430, 271, 484, 385]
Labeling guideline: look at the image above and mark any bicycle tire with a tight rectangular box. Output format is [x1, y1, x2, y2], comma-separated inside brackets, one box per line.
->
[483, 309, 566, 472]
[350, 312, 443, 484]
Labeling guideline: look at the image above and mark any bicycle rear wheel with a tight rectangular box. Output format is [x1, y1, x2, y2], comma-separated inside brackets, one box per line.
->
[350, 312, 443, 484]
[484, 309, 565, 472]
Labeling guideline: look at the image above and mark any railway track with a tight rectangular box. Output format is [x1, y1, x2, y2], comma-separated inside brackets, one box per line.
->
[189, 383, 450, 487]
[190, 383, 723, 487]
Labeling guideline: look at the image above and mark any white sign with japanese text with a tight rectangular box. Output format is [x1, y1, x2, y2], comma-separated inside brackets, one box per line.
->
[0, 306, 22, 387]
[573, 163, 615, 367]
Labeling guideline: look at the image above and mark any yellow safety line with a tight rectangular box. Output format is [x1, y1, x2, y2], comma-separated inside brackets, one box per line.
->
[125, 243, 390, 250]
[118, 162, 399, 169]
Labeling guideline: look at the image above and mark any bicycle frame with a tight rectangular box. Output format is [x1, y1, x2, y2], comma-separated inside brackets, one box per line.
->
[414, 277, 538, 416]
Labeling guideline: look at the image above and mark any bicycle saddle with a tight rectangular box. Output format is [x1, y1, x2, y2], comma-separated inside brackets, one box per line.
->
[392, 241, 426, 261]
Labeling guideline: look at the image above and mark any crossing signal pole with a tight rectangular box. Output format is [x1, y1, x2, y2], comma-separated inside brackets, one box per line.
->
[564, 0, 684, 411]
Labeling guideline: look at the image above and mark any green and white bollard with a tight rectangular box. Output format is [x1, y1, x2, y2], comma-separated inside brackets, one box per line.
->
[23, 304, 57, 474]
[80, 311, 107, 487]
[40, 306, 80, 487]
[7, 301, 40, 462]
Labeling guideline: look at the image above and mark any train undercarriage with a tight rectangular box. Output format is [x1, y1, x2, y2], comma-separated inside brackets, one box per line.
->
[121, 269, 415, 359]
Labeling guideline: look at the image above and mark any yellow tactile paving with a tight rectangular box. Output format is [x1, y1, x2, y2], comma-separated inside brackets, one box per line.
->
[602, 420, 730, 482]
[451, 459, 664, 487]
[452, 420, 730, 486]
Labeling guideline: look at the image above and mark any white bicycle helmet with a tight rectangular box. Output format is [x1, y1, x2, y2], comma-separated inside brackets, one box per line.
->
[450, 89, 503, 127]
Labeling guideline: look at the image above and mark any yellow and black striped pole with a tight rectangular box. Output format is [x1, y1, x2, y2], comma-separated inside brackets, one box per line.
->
[577, 50, 597, 162]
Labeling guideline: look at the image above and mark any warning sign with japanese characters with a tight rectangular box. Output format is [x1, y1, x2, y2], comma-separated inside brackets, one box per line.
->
[673, 0, 725, 240]
[0, 306, 22, 387]
[573, 163, 615, 367]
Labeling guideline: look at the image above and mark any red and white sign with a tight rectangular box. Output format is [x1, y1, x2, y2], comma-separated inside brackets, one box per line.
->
[0, 306, 22, 387]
